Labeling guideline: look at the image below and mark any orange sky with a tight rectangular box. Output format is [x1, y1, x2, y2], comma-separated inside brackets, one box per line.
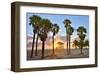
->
[27, 35, 77, 50]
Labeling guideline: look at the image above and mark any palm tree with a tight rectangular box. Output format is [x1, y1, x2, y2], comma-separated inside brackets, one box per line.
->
[68, 26, 74, 54]
[63, 19, 72, 54]
[72, 40, 78, 49]
[34, 17, 42, 56]
[29, 15, 41, 58]
[51, 24, 59, 55]
[77, 26, 87, 54]
[39, 32, 47, 59]
[39, 19, 52, 59]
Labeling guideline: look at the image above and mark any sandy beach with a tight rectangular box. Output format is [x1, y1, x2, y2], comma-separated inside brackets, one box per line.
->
[27, 48, 89, 60]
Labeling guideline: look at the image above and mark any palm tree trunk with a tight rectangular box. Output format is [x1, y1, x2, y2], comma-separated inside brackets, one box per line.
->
[67, 34, 69, 55]
[41, 41, 45, 59]
[66, 33, 68, 55]
[80, 41, 83, 54]
[52, 35, 54, 55]
[69, 35, 71, 54]
[30, 32, 36, 58]
[35, 33, 39, 56]
[80, 48, 83, 54]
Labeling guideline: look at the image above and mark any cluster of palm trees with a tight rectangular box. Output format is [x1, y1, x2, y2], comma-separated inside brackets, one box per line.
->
[73, 26, 89, 54]
[29, 15, 59, 58]
[63, 19, 74, 55]
[63, 19, 89, 55]
[29, 15, 89, 59]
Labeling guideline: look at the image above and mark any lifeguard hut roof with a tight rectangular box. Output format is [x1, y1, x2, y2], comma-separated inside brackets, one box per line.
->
[56, 42, 64, 45]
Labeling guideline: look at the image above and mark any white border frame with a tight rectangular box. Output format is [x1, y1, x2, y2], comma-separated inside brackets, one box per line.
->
[20, 6, 95, 68]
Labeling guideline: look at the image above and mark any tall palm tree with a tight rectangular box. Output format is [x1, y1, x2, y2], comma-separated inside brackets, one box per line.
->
[39, 19, 52, 59]
[29, 15, 41, 58]
[77, 26, 87, 54]
[68, 26, 74, 54]
[34, 18, 42, 56]
[63, 19, 72, 55]
[51, 24, 59, 55]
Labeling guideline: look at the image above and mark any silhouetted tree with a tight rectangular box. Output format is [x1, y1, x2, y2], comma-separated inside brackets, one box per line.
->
[77, 26, 87, 54]
[39, 19, 52, 59]
[68, 25, 74, 54]
[73, 40, 79, 49]
[84, 40, 89, 48]
[63, 19, 74, 54]
[51, 24, 59, 55]
[29, 15, 41, 58]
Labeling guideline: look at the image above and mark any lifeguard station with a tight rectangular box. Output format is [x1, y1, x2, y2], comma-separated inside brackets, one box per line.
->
[55, 42, 64, 56]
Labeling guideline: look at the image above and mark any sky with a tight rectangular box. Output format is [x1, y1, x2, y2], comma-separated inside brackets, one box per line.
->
[26, 12, 89, 39]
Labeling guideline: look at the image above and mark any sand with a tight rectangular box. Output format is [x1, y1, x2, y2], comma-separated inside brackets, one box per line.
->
[27, 48, 89, 60]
